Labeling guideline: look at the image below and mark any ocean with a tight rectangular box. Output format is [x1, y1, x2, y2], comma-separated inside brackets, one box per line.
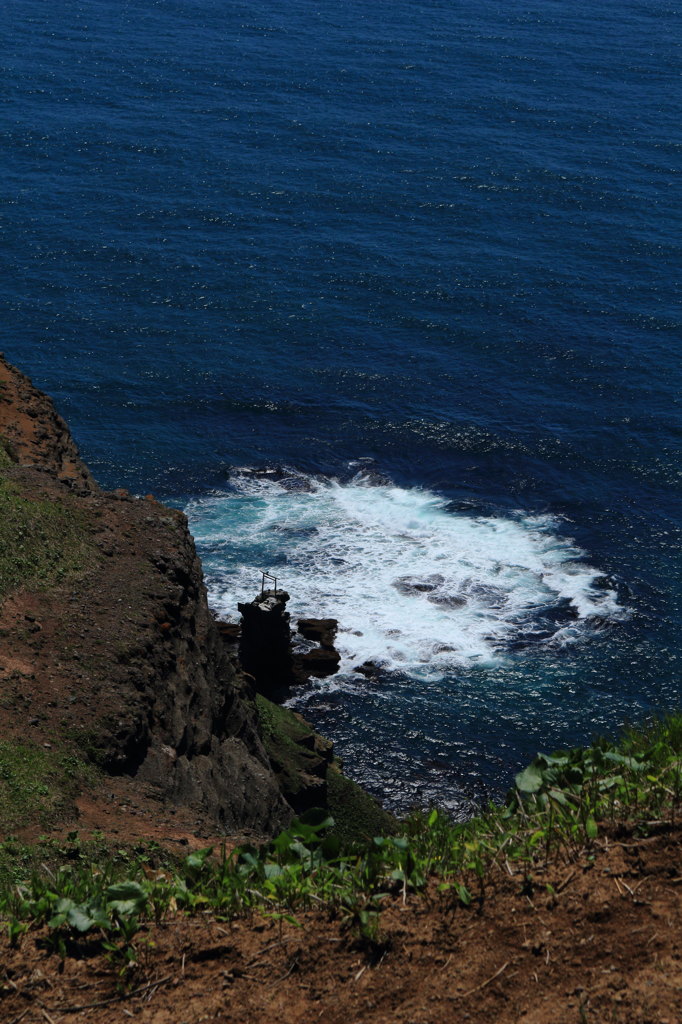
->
[2, 0, 680, 814]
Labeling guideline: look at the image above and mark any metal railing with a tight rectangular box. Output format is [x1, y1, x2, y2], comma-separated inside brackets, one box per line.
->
[260, 570, 278, 597]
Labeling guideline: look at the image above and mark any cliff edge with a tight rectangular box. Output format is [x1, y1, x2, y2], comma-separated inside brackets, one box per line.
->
[0, 354, 292, 838]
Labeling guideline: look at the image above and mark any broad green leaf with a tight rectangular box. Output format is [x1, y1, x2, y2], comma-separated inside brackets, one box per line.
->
[66, 906, 96, 933]
[106, 881, 146, 902]
[515, 763, 544, 794]
[186, 848, 213, 871]
[456, 884, 472, 906]
[108, 900, 141, 917]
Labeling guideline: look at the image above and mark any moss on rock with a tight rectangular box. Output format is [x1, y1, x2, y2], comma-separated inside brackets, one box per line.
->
[256, 694, 395, 840]
[326, 762, 396, 844]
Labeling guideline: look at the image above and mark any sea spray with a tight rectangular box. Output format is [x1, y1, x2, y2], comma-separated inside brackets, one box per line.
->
[187, 468, 626, 681]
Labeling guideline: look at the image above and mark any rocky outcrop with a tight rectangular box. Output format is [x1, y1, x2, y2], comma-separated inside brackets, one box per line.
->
[0, 354, 291, 836]
[296, 618, 341, 677]
[236, 592, 342, 698]
[238, 589, 295, 699]
[0, 355, 97, 492]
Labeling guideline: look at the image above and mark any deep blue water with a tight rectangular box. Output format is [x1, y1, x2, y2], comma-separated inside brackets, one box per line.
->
[2, 0, 680, 813]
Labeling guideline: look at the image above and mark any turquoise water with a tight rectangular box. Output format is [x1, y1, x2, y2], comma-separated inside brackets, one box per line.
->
[2, 0, 680, 812]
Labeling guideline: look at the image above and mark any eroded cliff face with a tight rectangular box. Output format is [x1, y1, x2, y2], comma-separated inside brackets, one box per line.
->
[0, 354, 291, 836]
[0, 357, 97, 492]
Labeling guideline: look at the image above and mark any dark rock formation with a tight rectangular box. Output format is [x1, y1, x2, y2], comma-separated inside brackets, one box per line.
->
[0, 354, 292, 836]
[353, 660, 381, 678]
[237, 594, 344, 693]
[427, 594, 467, 609]
[216, 620, 241, 645]
[295, 618, 341, 678]
[238, 589, 295, 699]
[393, 574, 445, 596]
[296, 647, 341, 678]
[298, 617, 338, 649]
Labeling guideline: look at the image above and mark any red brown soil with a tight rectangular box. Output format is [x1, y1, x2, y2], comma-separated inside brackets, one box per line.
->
[2, 827, 681, 1024]
[0, 356, 96, 491]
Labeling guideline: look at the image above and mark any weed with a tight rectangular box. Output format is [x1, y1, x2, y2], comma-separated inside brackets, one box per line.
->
[0, 742, 96, 832]
[0, 476, 92, 599]
[2, 715, 682, 976]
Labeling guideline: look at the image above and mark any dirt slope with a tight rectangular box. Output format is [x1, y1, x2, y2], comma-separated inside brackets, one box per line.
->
[2, 826, 681, 1024]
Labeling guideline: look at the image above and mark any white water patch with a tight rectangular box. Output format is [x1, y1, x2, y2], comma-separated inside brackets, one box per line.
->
[186, 470, 625, 679]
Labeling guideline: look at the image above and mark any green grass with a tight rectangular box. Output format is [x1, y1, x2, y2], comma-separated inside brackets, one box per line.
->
[255, 694, 328, 805]
[3, 713, 682, 969]
[326, 762, 396, 844]
[0, 437, 14, 468]
[256, 694, 394, 839]
[0, 832, 176, 894]
[0, 476, 90, 599]
[0, 741, 97, 832]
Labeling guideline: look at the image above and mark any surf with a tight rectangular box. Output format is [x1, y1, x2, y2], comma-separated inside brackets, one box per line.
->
[187, 466, 626, 682]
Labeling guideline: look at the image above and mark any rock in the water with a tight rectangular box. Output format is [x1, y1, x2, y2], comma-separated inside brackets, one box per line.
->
[392, 574, 445, 596]
[238, 589, 294, 699]
[297, 617, 338, 649]
[293, 618, 341, 681]
[353, 660, 381, 678]
[427, 594, 466, 609]
[297, 647, 341, 678]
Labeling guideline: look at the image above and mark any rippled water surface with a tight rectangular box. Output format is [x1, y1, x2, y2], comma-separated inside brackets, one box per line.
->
[2, 0, 680, 811]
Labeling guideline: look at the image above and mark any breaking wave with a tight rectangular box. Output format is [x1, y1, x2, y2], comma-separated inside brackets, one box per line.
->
[187, 466, 626, 680]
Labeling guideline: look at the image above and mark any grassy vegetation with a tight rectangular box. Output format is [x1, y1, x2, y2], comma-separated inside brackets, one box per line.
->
[0, 436, 15, 468]
[2, 714, 681, 975]
[0, 741, 97, 832]
[256, 694, 394, 840]
[255, 693, 323, 803]
[0, 475, 90, 599]
[326, 762, 396, 844]
[0, 832, 175, 894]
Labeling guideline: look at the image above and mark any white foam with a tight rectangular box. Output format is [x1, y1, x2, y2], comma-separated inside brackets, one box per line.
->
[186, 470, 625, 679]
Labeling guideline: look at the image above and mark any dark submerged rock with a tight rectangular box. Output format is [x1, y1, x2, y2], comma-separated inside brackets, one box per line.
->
[354, 660, 381, 678]
[393, 574, 445, 596]
[427, 594, 467, 609]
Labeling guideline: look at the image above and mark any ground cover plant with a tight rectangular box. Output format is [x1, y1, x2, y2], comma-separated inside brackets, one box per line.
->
[0, 743, 96, 833]
[1, 713, 681, 987]
[0, 473, 89, 598]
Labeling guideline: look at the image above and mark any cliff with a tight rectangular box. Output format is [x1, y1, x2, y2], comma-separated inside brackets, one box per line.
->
[0, 354, 293, 837]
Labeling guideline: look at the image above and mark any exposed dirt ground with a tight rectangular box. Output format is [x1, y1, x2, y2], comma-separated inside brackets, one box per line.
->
[2, 827, 681, 1024]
